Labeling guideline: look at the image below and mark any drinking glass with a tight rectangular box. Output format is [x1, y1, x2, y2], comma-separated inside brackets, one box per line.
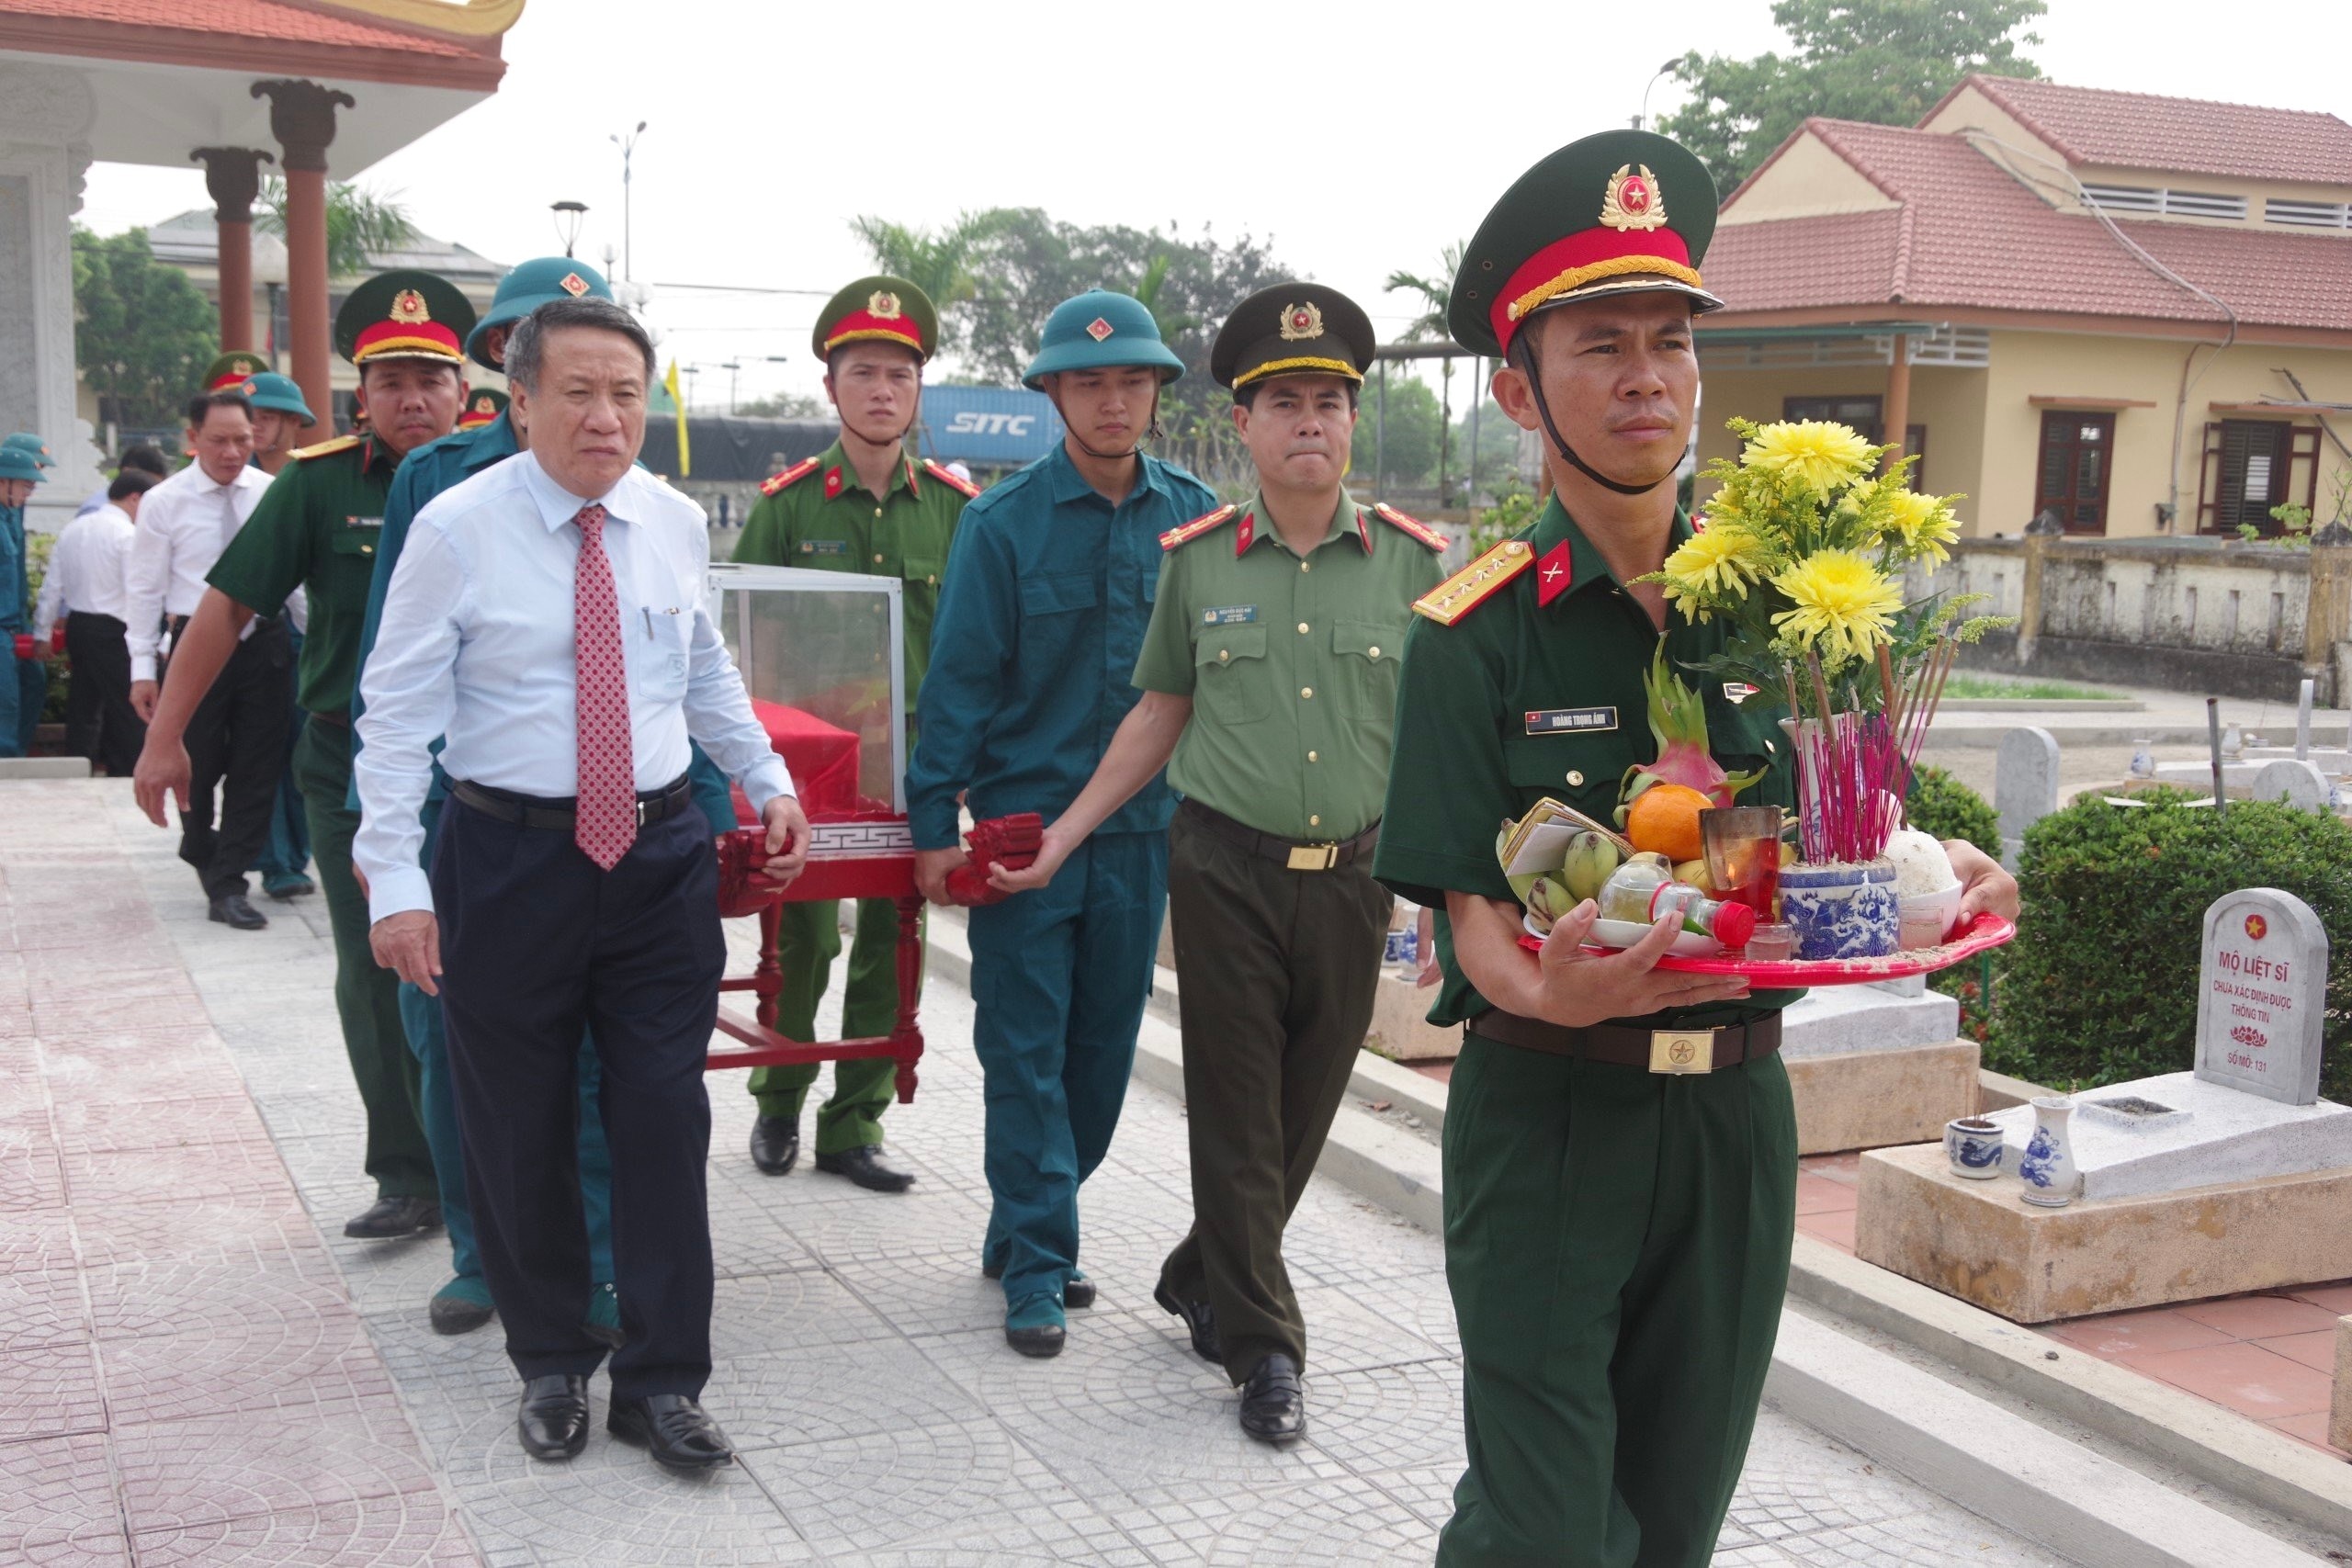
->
[1702, 806, 1784, 916]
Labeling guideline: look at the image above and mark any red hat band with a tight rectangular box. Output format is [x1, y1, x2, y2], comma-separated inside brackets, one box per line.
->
[1493, 227, 1700, 356]
[820, 307, 925, 358]
[352, 318, 465, 365]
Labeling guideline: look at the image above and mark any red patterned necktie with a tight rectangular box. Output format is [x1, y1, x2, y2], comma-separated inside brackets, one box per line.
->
[571, 503, 636, 870]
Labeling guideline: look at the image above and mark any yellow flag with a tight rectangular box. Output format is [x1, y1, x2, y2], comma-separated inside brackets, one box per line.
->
[663, 359, 690, 478]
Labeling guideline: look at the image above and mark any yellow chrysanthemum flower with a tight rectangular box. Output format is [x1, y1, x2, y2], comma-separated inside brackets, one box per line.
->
[1771, 548, 1903, 665]
[1877, 487, 1961, 564]
[1742, 420, 1879, 496]
[1663, 524, 1770, 604]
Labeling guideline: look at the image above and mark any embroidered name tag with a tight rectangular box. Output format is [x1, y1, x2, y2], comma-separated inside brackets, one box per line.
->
[1525, 706, 1618, 735]
[1201, 604, 1257, 626]
[800, 540, 849, 556]
[344, 515, 382, 529]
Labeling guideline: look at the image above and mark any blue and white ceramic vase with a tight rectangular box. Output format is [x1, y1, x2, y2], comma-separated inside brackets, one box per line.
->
[1779, 857, 1901, 961]
[1943, 1116, 2005, 1179]
[2016, 1096, 2080, 1208]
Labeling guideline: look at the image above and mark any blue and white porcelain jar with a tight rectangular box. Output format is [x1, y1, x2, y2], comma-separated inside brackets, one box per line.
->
[1778, 857, 1901, 961]
[1943, 1116, 2005, 1179]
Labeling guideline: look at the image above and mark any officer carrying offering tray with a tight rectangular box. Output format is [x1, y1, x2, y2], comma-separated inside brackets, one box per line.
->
[1507, 417, 2018, 983]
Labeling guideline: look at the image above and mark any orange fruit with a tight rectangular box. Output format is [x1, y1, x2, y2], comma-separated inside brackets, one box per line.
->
[1625, 784, 1712, 863]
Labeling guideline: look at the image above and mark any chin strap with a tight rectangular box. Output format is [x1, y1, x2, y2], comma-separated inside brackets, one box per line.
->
[1518, 340, 1673, 498]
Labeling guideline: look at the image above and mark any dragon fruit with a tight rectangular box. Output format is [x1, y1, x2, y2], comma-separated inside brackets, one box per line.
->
[1616, 642, 1766, 826]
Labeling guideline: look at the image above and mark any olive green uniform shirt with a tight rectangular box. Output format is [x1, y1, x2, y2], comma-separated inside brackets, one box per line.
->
[1132, 490, 1444, 843]
[208, 434, 398, 717]
[731, 440, 967, 712]
[1373, 494, 1799, 1029]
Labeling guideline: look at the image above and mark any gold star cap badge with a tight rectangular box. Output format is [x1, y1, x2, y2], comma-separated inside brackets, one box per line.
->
[1278, 301, 1325, 341]
[233, 356, 257, 375]
[559, 271, 589, 297]
[869, 290, 903, 320]
[390, 288, 431, 324]
[1086, 316, 1114, 342]
[1599, 164, 1668, 232]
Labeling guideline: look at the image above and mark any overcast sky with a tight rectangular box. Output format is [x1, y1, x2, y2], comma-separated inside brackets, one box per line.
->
[76, 0, 2350, 411]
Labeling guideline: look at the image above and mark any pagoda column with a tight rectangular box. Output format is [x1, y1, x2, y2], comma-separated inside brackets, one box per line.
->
[251, 80, 353, 429]
[189, 147, 272, 353]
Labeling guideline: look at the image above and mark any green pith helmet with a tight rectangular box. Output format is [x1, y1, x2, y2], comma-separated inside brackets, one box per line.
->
[467, 257, 614, 370]
[1022, 289, 1186, 389]
[1210, 283, 1376, 392]
[334, 269, 476, 368]
[201, 352, 269, 392]
[0, 446, 46, 484]
[1449, 129, 1724, 360]
[242, 372, 316, 426]
[3, 432, 55, 468]
[811, 275, 939, 364]
[457, 387, 508, 430]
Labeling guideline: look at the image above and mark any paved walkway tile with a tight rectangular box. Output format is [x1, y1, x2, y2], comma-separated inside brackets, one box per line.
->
[3, 782, 2075, 1564]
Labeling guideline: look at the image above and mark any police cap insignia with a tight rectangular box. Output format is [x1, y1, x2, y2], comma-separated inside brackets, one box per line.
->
[869, 290, 902, 320]
[1278, 301, 1324, 341]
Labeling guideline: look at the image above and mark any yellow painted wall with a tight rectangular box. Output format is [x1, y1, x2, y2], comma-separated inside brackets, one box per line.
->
[1693, 360, 1989, 525]
[1720, 131, 1898, 223]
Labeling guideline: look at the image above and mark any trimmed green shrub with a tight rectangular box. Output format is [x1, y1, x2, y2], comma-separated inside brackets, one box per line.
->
[1905, 763, 1999, 858]
[1987, 789, 2352, 1101]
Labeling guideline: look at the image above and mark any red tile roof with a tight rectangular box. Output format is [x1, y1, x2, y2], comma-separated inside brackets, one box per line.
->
[0, 0, 478, 58]
[1707, 118, 2352, 334]
[1948, 74, 2352, 187]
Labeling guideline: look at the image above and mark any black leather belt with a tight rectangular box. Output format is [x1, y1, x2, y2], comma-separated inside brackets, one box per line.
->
[1467, 1009, 1782, 1075]
[452, 774, 695, 832]
[1178, 798, 1378, 872]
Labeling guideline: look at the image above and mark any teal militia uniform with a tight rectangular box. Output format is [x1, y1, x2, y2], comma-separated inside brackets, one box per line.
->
[1372, 132, 1801, 1567]
[237, 371, 322, 898]
[1137, 284, 1447, 1392]
[0, 433, 55, 756]
[908, 290, 1213, 1328]
[733, 443, 969, 1150]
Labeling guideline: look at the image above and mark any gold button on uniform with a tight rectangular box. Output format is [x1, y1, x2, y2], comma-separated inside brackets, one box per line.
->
[873, 553, 885, 563]
[1297, 622, 1310, 634]
[1299, 560, 1311, 573]
[1369, 646, 1381, 660]
[1300, 686, 1313, 699]
[1309, 815, 1321, 827]
[1307, 750, 1318, 762]
[1218, 649, 1230, 663]
[1566, 770, 1584, 786]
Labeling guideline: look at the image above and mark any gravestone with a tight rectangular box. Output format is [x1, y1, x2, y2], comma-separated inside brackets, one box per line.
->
[1994, 726, 2060, 867]
[2195, 887, 2326, 1106]
[2250, 758, 2330, 810]
[2295, 678, 2314, 760]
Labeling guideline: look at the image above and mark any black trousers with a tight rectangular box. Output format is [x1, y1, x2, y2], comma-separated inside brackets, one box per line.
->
[434, 787, 723, 1399]
[1157, 807, 1392, 1383]
[62, 613, 143, 776]
[174, 614, 291, 899]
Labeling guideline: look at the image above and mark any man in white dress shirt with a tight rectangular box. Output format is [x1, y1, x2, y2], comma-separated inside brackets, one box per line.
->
[123, 391, 294, 929]
[35, 468, 158, 773]
[355, 297, 809, 1472]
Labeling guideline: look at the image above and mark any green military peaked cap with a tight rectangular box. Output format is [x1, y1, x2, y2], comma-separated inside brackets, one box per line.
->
[468, 256, 613, 369]
[4, 432, 55, 468]
[1023, 289, 1185, 389]
[1210, 283, 1375, 391]
[202, 352, 270, 392]
[335, 269, 475, 368]
[1449, 130, 1724, 360]
[457, 387, 508, 430]
[812, 275, 939, 364]
[242, 372, 316, 425]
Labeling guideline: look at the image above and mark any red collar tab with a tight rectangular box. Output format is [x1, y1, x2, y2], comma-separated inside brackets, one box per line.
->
[1536, 539, 1576, 607]
[903, 455, 919, 496]
[823, 466, 843, 500]
[1234, 512, 1256, 557]
[1355, 508, 1374, 553]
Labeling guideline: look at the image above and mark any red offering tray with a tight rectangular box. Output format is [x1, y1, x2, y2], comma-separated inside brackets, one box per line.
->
[1515, 912, 2014, 985]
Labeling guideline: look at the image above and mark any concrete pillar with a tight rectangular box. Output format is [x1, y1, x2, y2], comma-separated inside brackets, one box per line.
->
[2307, 537, 2351, 706]
[250, 80, 353, 433]
[2015, 513, 2063, 668]
[189, 148, 272, 353]
[1881, 331, 1911, 472]
[0, 58, 105, 532]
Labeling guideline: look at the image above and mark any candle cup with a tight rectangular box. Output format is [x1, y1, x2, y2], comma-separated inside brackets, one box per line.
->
[1702, 806, 1784, 916]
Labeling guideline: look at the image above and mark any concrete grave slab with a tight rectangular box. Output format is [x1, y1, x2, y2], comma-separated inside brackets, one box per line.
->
[1780, 979, 1977, 1154]
[1983, 1073, 2352, 1200]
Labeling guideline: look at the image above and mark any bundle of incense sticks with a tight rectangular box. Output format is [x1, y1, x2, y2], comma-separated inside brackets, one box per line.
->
[1781, 637, 1962, 863]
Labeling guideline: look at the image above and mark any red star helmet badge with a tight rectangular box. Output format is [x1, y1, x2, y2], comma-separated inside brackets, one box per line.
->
[2245, 913, 2268, 940]
[559, 271, 590, 298]
[1086, 317, 1114, 343]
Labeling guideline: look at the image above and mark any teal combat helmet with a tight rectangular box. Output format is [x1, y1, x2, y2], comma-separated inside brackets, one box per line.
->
[467, 257, 616, 370]
[1022, 289, 1186, 389]
[241, 372, 316, 427]
[0, 445, 47, 484]
[3, 432, 57, 469]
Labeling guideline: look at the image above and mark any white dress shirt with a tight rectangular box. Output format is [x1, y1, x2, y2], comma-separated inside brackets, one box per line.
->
[33, 504, 137, 638]
[354, 449, 795, 922]
[121, 460, 279, 682]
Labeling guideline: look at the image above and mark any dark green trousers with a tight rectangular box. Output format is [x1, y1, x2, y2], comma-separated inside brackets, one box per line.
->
[294, 717, 435, 1201]
[1437, 1031, 1797, 1568]
[745, 897, 921, 1155]
[1157, 808, 1391, 1383]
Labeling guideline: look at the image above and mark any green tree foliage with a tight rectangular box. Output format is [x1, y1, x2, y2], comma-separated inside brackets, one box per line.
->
[847, 210, 1015, 362]
[72, 227, 220, 428]
[1449, 397, 1525, 497]
[1355, 374, 1443, 489]
[737, 390, 827, 419]
[1660, 0, 2046, 193]
[257, 178, 417, 279]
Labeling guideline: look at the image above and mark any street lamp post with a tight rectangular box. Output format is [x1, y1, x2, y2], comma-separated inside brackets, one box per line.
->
[1633, 59, 1681, 130]
[550, 199, 587, 258]
[609, 121, 646, 281]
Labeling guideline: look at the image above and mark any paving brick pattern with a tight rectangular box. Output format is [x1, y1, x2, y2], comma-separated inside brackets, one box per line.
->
[2, 781, 2069, 1564]
[1800, 1151, 2352, 1460]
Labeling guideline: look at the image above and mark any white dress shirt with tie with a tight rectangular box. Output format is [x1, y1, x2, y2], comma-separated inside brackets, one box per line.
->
[33, 503, 137, 639]
[120, 461, 306, 682]
[352, 449, 795, 924]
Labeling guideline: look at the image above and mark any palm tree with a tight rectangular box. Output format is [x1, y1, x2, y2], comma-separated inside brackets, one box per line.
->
[1385, 243, 1465, 503]
[848, 210, 1014, 354]
[257, 179, 417, 280]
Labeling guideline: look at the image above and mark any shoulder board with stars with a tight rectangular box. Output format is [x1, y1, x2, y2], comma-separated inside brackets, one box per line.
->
[1372, 502, 1448, 552]
[759, 457, 821, 497]
[922, 459, 979, 500]
[289, 434, 360, 462]
[1411, 538, 1534, 626]
[1158, 502, 1238, 551]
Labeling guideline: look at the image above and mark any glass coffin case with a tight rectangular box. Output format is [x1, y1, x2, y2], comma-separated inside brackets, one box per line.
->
[704, 563, 922, 1092]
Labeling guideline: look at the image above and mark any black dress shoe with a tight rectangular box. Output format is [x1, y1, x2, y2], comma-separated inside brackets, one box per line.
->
[429, 1292, 494, 1336]
[814, 1145, 915, 1192]
[748, 1115, 799, 1176]
[1238, 1353, 1306, 1444]
[607, 1393, 733, 1470]
[208, 892, 267, 930]
[344, 1195, 441, 1239]
[1154, 1282, 1222, 1363]
[517, 1373, 590, 1461]
[1004, 1323, 1066, 1358]
[1063, 1275, 1095, 1310]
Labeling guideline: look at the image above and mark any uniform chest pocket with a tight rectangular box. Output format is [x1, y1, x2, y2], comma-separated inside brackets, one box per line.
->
[1193, 622, 1270, 725]
[629, 606, 692, 704]
[1015, 569, 1097, 678]
[326, 522, 380, 589]
[1503, 728, 1627, 821]
[1331, 619, 1404, 722]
